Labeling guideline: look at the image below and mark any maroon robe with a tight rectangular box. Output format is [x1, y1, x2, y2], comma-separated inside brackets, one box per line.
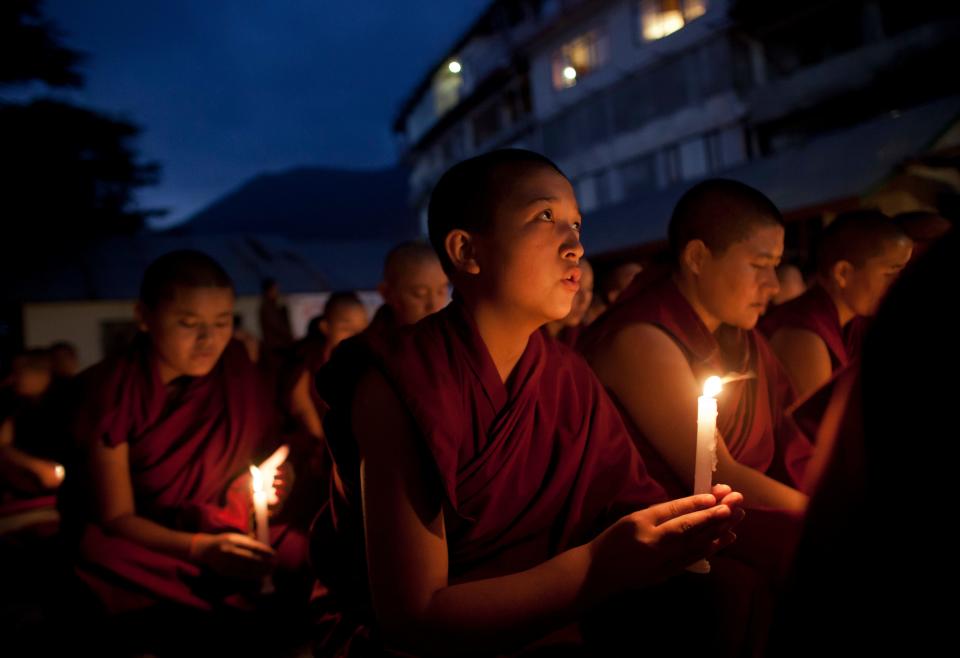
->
[582, 276, 811, 582]
[583, 276, 812, 498]
[311, 296, 666, 653]
[760, 284, 866, 371]
[554, 324, 583, 349]
[62, 336, 306, 612]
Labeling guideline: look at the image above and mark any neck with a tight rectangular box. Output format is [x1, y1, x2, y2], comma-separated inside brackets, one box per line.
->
[672, 271, 722, 334]
[154, 358, 182, 386]
[462, 296, 538, 384]
[818, 279, 857, 328]
[544, 320, 564, 337]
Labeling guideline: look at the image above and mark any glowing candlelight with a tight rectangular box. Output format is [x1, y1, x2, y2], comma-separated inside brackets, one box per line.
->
[249, 464, 270, 546]
[689, 376, 722, 575]
[695, 376, 722, 495]
[249, 445, 288, 595]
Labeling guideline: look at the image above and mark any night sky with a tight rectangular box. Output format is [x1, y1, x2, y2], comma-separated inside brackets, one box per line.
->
[32, 0, 490, 227]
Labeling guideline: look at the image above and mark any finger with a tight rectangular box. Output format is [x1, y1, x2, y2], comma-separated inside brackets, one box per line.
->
[705, 530, 738, 557]
[646, 494, 718, 525]
[719, 491, 744, 508]
[227, 534, 276, 555]
[657, 504, 732, 538]
[711, 483, 733, 499]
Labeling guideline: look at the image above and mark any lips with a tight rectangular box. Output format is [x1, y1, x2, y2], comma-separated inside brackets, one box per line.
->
[562, 266, 582, 292]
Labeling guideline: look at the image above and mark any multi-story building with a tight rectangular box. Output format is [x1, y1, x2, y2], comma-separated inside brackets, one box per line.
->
[394, 0, 959, 260]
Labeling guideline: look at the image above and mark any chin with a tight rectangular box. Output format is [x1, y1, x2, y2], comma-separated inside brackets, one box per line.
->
[732, 311, 761, 330]
[184, 361, 217, 377]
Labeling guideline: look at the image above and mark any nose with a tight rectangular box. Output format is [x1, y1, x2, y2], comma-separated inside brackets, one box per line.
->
[561, 225, 584, 262]
[765, 267, 780, 295]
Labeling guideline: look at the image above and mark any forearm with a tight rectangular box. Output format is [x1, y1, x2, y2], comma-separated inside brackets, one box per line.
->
[716, 458, 807, 512]
[102, 513, 200, 561]
[383, 542, 607, 655]
[0, 444, 61, 492]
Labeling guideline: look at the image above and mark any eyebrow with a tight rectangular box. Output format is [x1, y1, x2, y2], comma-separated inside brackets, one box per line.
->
[177, 311, 233, 317]
[524, 196, 560, 207]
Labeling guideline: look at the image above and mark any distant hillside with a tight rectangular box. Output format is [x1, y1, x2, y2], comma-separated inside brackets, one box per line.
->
[177, 165, 418, 241]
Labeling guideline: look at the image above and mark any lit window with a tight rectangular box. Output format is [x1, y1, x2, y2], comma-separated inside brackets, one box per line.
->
[638, 0, 707, 42]
[433, 60, 463, 116]
[552, 30, 608, 90]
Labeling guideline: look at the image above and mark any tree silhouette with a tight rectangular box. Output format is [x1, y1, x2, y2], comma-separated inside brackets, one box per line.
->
[0, 0, 161, 245]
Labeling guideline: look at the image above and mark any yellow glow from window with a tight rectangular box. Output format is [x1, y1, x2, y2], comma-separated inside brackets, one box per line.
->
[684, 0, 707, 21]
[643, 9, 684, 40]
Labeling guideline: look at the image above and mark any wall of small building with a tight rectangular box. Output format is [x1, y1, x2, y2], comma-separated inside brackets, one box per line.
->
[23, 291, 383, 371]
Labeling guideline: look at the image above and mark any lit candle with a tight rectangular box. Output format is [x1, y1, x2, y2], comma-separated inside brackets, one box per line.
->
[249, 446, 288, 595]
[695, 376, 722, 495]
[689, 376, 722, 575]
[249, 464, 270, 545]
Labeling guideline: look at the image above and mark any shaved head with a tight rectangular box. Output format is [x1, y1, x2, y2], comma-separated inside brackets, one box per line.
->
[380, 241, 449, 325]
[816, 210, 912, 278]
[428, 149, 565, 274]
[383, 241, 441, 285]
[669, 179, 783, 266]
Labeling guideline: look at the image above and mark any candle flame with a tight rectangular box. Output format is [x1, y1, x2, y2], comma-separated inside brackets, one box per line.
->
[249, 464, 264, 494]
[703, 376, 722, 398]
[53, 464, 65, 482]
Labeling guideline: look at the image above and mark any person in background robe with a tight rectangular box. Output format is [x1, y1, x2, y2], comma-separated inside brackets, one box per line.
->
[543, 257, 594, 347]
[258, 277, 294, 383]
[372, 240, 449, 336]
[49, 341, 79, 380]
[284, 292, 368, 444]
[761, 210, 912, 399]
[311, 149, 746, 657]
[61, 250, 309, 628]
[893, 209, 951, 260]
[582, 179, 812, 584]
[581, 261, 642, 326]
[0, 350, 66, 499]
[769, 220, 958, 657]
[770, 263, 806, 307]
[232, 313, 261, 364]
[601, 261, 643, 306]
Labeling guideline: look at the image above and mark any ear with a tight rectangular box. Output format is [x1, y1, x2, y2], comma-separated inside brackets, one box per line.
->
[134, 301, 149, 333]
[682, 239, 710, 277]
[317, 318, 331, 337]
[444, 229, 481, 275]
[832, 260, 854, 289]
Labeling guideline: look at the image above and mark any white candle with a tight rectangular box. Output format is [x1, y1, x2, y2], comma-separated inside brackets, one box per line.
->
[694, 376, 722, 495]
[688, 376, 722, 575]
[249, 464, 270, 545]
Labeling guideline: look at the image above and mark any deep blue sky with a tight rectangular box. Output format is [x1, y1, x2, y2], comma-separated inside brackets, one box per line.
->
[32, 0, 490, 226]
